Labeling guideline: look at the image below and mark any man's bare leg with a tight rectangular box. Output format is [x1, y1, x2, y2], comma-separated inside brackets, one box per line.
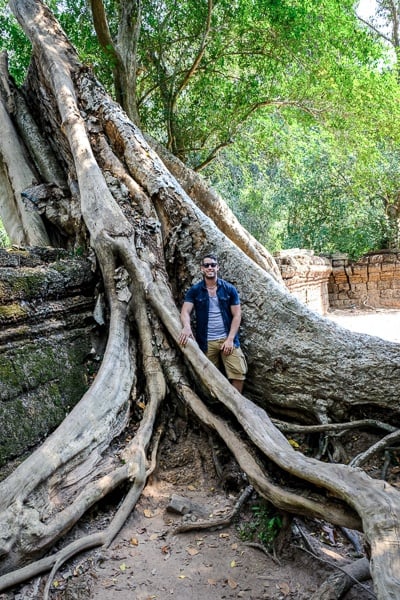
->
[230, 379, 244, 393]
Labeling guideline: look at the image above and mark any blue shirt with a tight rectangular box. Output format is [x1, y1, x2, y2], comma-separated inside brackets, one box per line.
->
[184, 278, 241, 352]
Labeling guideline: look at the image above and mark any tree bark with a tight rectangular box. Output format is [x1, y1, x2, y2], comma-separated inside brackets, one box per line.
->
[89, 0, 142, 126]
[0, 2, 399, 598]
[0, 86, 49, 244]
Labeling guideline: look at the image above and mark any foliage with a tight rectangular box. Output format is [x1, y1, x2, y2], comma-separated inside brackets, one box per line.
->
[2, 1, 389, 162]
[0, 1, 31, 84]
[205, 48, 400, 260]
[238, 500, 283, 550]
[1, 0, 400, 257]
[133, 0, 388, 167]
[51, 0, 114, 86]
[0, 0, 113, 87]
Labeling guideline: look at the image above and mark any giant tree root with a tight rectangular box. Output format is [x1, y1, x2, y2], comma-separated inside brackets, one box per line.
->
[1, 4, 400, 600]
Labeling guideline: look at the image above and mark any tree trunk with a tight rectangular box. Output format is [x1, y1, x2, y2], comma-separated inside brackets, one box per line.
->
[0, 2, 399, 598]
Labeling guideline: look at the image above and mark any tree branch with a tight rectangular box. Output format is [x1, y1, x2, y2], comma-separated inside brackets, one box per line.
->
[173, 0, 213, 103]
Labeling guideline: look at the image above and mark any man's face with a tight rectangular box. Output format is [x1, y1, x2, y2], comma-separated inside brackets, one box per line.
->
[201, 258, 219, 279]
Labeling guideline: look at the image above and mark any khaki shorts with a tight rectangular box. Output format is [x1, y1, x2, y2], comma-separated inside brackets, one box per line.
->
[206, 338, 248, 381]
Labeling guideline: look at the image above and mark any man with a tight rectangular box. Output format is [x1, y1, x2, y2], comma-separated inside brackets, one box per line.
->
[179, 253, 247, 393]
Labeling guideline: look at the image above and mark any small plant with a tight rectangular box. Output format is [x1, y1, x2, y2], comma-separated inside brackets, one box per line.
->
[238, 500, 283, 550]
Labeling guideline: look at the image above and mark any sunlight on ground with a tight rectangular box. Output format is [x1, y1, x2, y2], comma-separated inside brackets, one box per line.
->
[326, 310, 400, 344]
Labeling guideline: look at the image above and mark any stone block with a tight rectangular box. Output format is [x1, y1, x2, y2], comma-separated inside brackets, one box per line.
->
[369, 254, 385, 263]
[380, 289, 394, 298]
[380, 271, 395, 280]
[382, 263, 396, 271]
[166, 494, 210, 517]
[368, 264, 381, 273]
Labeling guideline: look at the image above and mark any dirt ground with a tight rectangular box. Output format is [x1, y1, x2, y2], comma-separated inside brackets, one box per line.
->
[46, 481, 374, 600]
[5, 309, 399, 600]
[8, 426, 378, 600]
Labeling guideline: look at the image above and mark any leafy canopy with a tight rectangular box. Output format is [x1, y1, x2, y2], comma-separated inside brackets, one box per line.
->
[0, 0, 400, 258]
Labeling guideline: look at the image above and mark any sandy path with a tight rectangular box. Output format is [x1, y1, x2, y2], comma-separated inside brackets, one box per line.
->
[325, 309, 400, 344]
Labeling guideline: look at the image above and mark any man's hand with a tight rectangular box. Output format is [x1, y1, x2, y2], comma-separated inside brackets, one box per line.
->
[179, 326, 193, 346]
[180, 301, 194, 346]
[221, 338, 234, 355]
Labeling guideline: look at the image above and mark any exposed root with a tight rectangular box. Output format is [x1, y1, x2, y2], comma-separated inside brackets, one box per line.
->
[294, 535, 372, 598]
[173, 387, 360, 528]
[293, 518, 325, 557]
[42, 427, 164, 600]
[0, 264, 167, 595]
[243, 542, 281, 566]
[339, 527, 364, 558]
[174, 484, 254, 534]
[2, 5, 400, 600]
[301, 548, 374, 600]
[0, 533, 105, 594]
[273, 419, 397, 434]
[349, 430, 400, 468]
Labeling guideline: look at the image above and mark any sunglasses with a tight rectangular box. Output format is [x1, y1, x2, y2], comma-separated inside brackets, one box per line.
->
[202, 262, 218, 268]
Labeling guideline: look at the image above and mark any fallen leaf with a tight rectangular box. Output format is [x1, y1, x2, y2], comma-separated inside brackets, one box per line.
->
[161, 545, 170, 554]
[288, 438, 300, 448]
[52, 581, 59, 588]
[231, 543, 238, 550]
[186, 547, 199, 556]
[101, 578, 116, 588]
[188, 484, 196, 490]
[219, 533, 230, 539]
[178, 574, 187, 579]
[137, 401, 146, 410]
[149, 533, 159, 540]
[207, 578, 217, 585]
[119, 563, 128, 572]
[278, 581, 291, 595]
[144, 509, 153, 518]
[130, 537, 139, 546]
[228, 578, 238, 589]
[230, 560, 237, 568]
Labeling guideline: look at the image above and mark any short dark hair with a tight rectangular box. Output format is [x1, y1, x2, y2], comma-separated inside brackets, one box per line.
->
[202, 253, 218, 263]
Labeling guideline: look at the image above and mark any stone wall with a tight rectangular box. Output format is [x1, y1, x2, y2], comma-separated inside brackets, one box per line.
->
[328, 250, 400, 309]
[274, 249, 332, 315]
[275, 249, 400, 314]
[0, 248, 96, 472]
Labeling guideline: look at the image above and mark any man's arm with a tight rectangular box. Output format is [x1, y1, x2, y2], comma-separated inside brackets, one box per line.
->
[221, 304, 241, 354]
[179, 301, 194, 345]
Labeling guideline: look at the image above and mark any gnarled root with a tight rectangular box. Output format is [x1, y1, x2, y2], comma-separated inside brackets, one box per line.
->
[309, 557, 372, 600]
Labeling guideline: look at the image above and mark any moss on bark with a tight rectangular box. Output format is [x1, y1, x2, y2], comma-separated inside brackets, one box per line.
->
[0, 249, 96, 470]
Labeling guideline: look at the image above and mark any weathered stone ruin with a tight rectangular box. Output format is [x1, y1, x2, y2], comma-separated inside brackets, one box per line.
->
[0, 248, 95, 473]
[275, 248, 400, 314]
